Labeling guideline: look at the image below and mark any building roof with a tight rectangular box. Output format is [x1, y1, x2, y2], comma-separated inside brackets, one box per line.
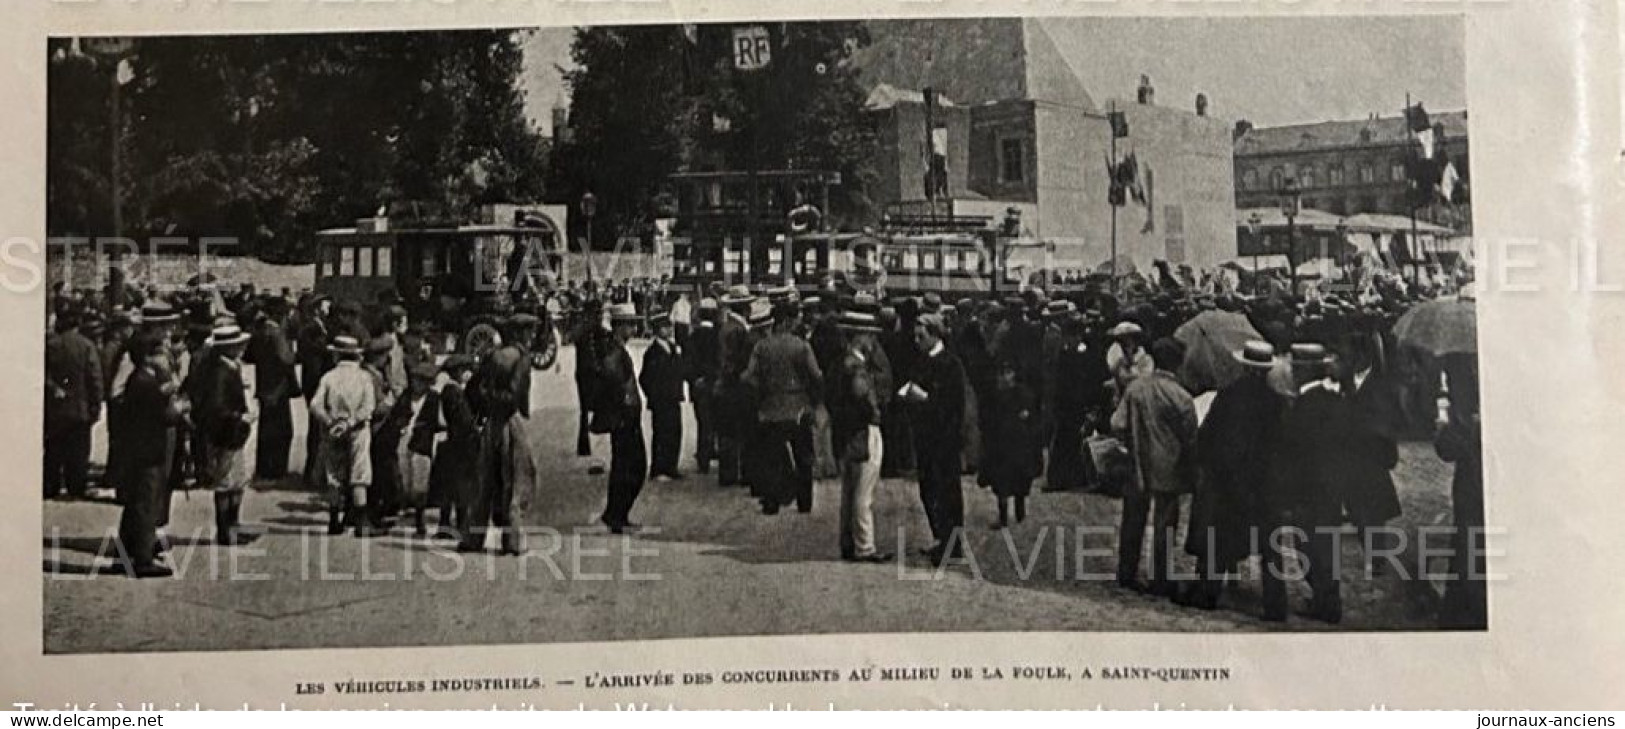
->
[854, 18, 1096, 111]
[1236, 110, 1468, 156]
[864, 83, 957, 111]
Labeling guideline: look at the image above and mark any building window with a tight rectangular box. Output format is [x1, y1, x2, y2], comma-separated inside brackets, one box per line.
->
[1270, 167, 1285, 191]
[1329, 166, 1344, 186]
[420, 248, 438, 278]
[1359, 164, 1375, 184]
[1242, 169, 1258, 191]
[999, 137, 1025, 183]
[340, 246, 356, 276]
[376, 247, 391, 277]
[357, 246, 374, 277]
[1300, 167, 1317, 189]
[1390, 162, 1406, 182]
[1165, 238, 1186, 263]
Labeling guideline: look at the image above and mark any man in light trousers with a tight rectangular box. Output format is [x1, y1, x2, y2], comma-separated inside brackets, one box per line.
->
[830, 309, 893, 563]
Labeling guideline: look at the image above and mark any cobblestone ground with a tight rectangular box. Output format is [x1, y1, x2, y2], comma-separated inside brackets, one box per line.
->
[42, 345, 1458, 653]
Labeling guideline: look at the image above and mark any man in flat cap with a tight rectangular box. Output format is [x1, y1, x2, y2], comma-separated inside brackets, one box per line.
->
[462, 313, 538, 554]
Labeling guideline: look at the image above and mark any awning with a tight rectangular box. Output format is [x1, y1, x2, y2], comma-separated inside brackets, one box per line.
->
[1342, 213, 1454, 236]
[1236, 207, 1347, 232]
[1221, 255, 1290, 272]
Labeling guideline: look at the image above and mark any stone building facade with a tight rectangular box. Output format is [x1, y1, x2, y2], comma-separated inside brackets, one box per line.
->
[856, 18, 1239, 272]
[1233, 111, 1471, 233]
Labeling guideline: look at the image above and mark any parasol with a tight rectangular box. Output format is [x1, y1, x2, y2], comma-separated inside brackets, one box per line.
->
[1173, 310, 1263, 394]
[1392, 296, 1477, 356]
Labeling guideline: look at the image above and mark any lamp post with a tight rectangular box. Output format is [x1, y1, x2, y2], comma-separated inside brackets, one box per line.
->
[579, 191, 598, 284]
[1246, 211, 1263, 294]
[1280, 177, 1301, 294]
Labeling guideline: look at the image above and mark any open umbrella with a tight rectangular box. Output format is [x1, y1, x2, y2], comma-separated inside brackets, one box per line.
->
[1173, 310, 1263, 394]
[1392, 296, 1477, 356]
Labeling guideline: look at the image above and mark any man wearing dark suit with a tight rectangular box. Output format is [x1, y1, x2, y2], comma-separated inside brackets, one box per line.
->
[45, 308, 104, 500]
[683, 299, 721, 474]
[900, 313, 966, 564]
[116, 333, 182, 577]
[640, 310, 686, 481]
[1274, 343, 1353, 624]
[297, 296, 334, 489]
[247, 297, 299, 480]
[599, 304, 647, 533]
[1339, 334, 1405, 570]
[715, 286, 756, 487]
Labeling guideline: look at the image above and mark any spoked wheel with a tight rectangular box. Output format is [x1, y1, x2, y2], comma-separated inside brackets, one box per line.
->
[462, 321, 501, 361]
[531, 327, 559, 370]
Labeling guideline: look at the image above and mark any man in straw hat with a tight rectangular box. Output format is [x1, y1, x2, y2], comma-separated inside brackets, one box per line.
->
[714, 285, 757, 487]
[1179, 340, 1291, 615]
[309, 335, 380, 537]
[639, 307, 686, 482]
[683, 297, 721, 475]
[829, 307, 892, 562]
[194, 323, 256, 545]
[1269, 342, 1351, 623]
[742, 300, 823, 515]
[113, 333, 182, 577]
[597, 303, 647, 533]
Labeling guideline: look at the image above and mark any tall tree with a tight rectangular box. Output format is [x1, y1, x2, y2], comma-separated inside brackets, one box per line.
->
[48, 30, 551, 262]
[548, 22, 877, 250]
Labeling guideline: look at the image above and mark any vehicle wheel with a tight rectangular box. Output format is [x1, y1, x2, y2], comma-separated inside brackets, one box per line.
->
[531, 328, 559, 370]
[463, 321, 501, 360]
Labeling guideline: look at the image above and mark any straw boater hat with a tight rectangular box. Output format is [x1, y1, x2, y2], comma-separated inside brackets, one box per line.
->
[1107, 321, 1144, 339]
[720, 284, 756, 307]
[138, 300, 180, 324]
[205, 323, 250, 348]
[836, 309, 883, 334]
[697, 297, 719, 312]
[1289, 343, 1333, 367]
[1043, 300, 1078, 320]
[765, 284, 797, 303]
[328, 335, 363, 356]
[748, 304, 775, 329]
[1233, 340, 1278, 370]
[607, 303, 640, 324]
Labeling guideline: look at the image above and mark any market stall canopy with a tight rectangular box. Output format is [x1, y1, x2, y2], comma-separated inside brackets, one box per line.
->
[1222, 255, 1290, 272]
[1342, 213, 1454, 236]
[1235, 207, 1347, 232]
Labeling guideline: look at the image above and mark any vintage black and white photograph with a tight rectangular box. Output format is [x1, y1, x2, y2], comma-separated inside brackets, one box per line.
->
[41, 15, 1483, 654]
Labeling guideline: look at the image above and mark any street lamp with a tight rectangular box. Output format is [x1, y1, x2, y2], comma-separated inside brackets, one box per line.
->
[1245, 211, 1263, 294]
[579, 191, 598, 283]
[1280, 177, 1302, 294]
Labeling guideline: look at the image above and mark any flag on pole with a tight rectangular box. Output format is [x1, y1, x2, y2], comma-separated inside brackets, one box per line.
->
[1404, 102, 1431, 133]
[1108, 110, 1129, 139]
[1438, 162, 1460, 203]
[1140, 166, 1156, 233]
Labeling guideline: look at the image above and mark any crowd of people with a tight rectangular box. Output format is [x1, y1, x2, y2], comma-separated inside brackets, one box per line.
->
[43, 262, 1485, 629]
[569, 270, 1485, 629]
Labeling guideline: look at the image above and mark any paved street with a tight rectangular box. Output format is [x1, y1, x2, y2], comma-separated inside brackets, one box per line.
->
[42, 344, 1455, 653]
